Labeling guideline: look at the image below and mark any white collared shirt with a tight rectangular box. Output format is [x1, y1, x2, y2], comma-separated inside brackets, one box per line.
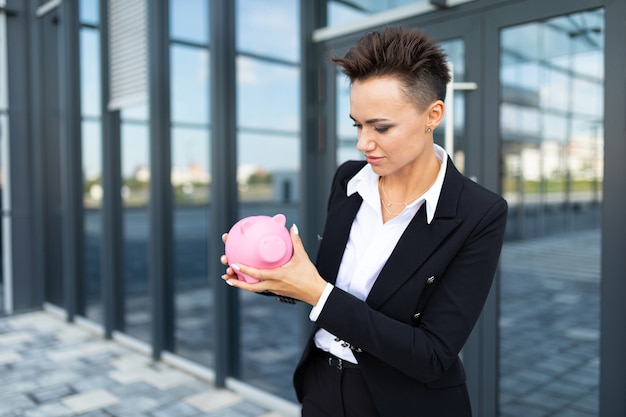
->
[310, 144, 448, 363]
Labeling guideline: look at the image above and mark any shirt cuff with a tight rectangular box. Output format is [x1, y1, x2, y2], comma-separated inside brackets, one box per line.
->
[309, 283, 334, 322]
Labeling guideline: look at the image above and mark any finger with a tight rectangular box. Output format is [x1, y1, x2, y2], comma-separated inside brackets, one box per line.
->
[221, 233, 228, 244]
[289, 224, 309, 259]
[220, 254, 229, 265]
[230, 263, 265, 282]
[222, 271, 266, 292]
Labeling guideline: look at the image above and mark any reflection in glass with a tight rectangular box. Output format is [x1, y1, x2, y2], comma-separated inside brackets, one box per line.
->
[80, 29, 101, 118]
[236, 2, 302, 397]
[499, 10, 603, 417]
[79, 0, 99, 26]
[171, 127, 213, 366]
[82, 120, 103, 322]
[327, 0, 426, 27]
[121, 112, 151, 343]
[237, 0, 299, 62]
[238, 132, 299, 203]
[237, 57, 300, 132]
[169, 0, 213, 368]
[170, 0, 208, 43]
[171, 45, 209, 125]
[172, 127, 210, 205]
[79, 4, 102, 323]
[435, 38, 465, 172]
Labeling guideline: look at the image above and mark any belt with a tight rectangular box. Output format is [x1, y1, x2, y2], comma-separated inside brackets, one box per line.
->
[314, 348, 359, 370]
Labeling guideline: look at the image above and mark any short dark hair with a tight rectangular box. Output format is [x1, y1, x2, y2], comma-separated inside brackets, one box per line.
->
[332, 26, 451, 110]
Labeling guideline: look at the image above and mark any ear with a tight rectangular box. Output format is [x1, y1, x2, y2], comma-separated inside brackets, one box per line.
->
[427, 100, 445, 130]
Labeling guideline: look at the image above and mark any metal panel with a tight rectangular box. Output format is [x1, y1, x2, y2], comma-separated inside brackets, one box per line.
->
[298, 0, 331, 345]
[58, 0, 84, 320]
[147, 0, 174, 359]
[600, 1, 626, 414]
[0, 0, 13, 314]
[4, 0, 49, 312]
[210, 0, 240, 386]
[99, 0, 125, 338]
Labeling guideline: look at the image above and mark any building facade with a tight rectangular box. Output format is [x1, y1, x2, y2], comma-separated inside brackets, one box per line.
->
[1, 0, 624, 415]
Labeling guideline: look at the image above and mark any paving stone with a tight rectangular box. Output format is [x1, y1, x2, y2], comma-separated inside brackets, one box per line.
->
[150, 401, 203, 417]
[30, 384, 75, 403]
[61, 389, 119, 414]
[22, 402, 74, 417]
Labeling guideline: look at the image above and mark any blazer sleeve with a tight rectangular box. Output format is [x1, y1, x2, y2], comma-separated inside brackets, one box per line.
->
[315, 181, 508, 384]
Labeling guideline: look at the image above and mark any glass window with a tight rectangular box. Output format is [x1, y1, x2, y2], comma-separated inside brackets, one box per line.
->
[236, 0, 299, 62]
[79, 1, 103, 323]
[170, 0, 208, 43]
[327, 0, 428, 27]
[236, 0, 301, 400]
[121, 112, 151, 343]
[499, 9, 603, 417]
[172, 126, 212, 367]
[336, 71, 359, 163]
[169, 0, 213, 368]
[82, 120, 103, 321]
[172, 127, 210, 205]
[79, 0, 99, 25]
[237, 57, 299, 131]
[171, 45, 209, 124]
[80, 29, 101, 117]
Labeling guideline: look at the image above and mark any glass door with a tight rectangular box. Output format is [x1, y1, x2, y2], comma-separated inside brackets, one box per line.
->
[324, 0, 619, 413]
[497, 9, 604, 417]
[331, 15, 491, 415]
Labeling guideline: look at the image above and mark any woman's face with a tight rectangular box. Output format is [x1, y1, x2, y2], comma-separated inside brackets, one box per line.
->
[350, 76, 437, 177]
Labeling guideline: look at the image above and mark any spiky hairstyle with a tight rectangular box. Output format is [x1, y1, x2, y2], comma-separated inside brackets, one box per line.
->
[332, 26, 451, 110]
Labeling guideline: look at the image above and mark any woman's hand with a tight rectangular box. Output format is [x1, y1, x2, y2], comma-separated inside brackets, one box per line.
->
[220, 225, 327, 306]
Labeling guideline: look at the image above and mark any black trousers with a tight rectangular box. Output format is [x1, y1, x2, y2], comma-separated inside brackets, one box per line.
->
[301, 350, 380, 417]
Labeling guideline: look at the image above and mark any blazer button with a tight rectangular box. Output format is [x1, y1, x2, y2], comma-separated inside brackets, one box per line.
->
[426, 275, 435, 285]
[413, 312, 422, 320]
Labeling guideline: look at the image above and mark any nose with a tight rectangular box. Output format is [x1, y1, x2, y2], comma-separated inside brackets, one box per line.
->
[356, 130, 375, 153]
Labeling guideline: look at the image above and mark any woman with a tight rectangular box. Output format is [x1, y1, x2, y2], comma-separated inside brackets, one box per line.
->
[221, 26, 507, 417]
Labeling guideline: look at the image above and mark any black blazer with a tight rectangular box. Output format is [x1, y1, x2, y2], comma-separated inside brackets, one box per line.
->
[293, 158, 508, 417]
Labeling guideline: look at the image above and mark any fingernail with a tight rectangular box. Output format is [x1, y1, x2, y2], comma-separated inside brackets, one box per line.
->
[225, 280, 234, 286]
[230, 264, 241, 271]
[292, 224, 299, 235]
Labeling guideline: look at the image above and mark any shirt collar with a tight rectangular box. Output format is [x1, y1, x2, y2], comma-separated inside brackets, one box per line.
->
[347, 144, 448, 224]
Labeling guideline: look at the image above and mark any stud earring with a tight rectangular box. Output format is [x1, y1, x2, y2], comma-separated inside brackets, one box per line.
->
[426, 127, 432, 133]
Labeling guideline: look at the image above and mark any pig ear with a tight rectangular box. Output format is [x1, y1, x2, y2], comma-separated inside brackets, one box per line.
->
[239, 219, 255, 234]
[272, 214, 286, 227]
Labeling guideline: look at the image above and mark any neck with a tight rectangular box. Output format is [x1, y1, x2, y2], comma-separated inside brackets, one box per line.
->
[380, 156, 441, 204]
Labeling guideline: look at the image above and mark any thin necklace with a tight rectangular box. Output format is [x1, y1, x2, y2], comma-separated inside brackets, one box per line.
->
[378, 167, 440, 217]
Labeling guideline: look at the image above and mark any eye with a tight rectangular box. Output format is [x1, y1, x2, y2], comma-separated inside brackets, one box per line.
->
[352, 122, 362, 129]
[374, 126, 390, 133]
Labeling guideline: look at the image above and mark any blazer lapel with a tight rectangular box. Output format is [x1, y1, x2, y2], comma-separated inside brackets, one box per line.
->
[366, 160, 464, 309]
[316, 192, 363, 285]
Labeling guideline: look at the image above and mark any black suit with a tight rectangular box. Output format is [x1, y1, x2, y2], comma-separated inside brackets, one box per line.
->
[294, 158, 508, 417]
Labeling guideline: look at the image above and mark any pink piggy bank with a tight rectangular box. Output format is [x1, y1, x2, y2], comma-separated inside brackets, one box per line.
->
[225, 214, 293, 283]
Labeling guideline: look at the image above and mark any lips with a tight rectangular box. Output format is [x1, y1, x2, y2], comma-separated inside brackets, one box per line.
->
[365, 155, 383, 165]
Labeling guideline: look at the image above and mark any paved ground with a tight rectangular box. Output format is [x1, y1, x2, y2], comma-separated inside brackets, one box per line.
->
[0, 228, 602, 417]
[498, 229, 600, 417]
[0, 310, 295, 417]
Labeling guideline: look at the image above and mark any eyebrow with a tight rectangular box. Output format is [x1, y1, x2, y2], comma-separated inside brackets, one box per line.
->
[349, 115, 392, 124]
